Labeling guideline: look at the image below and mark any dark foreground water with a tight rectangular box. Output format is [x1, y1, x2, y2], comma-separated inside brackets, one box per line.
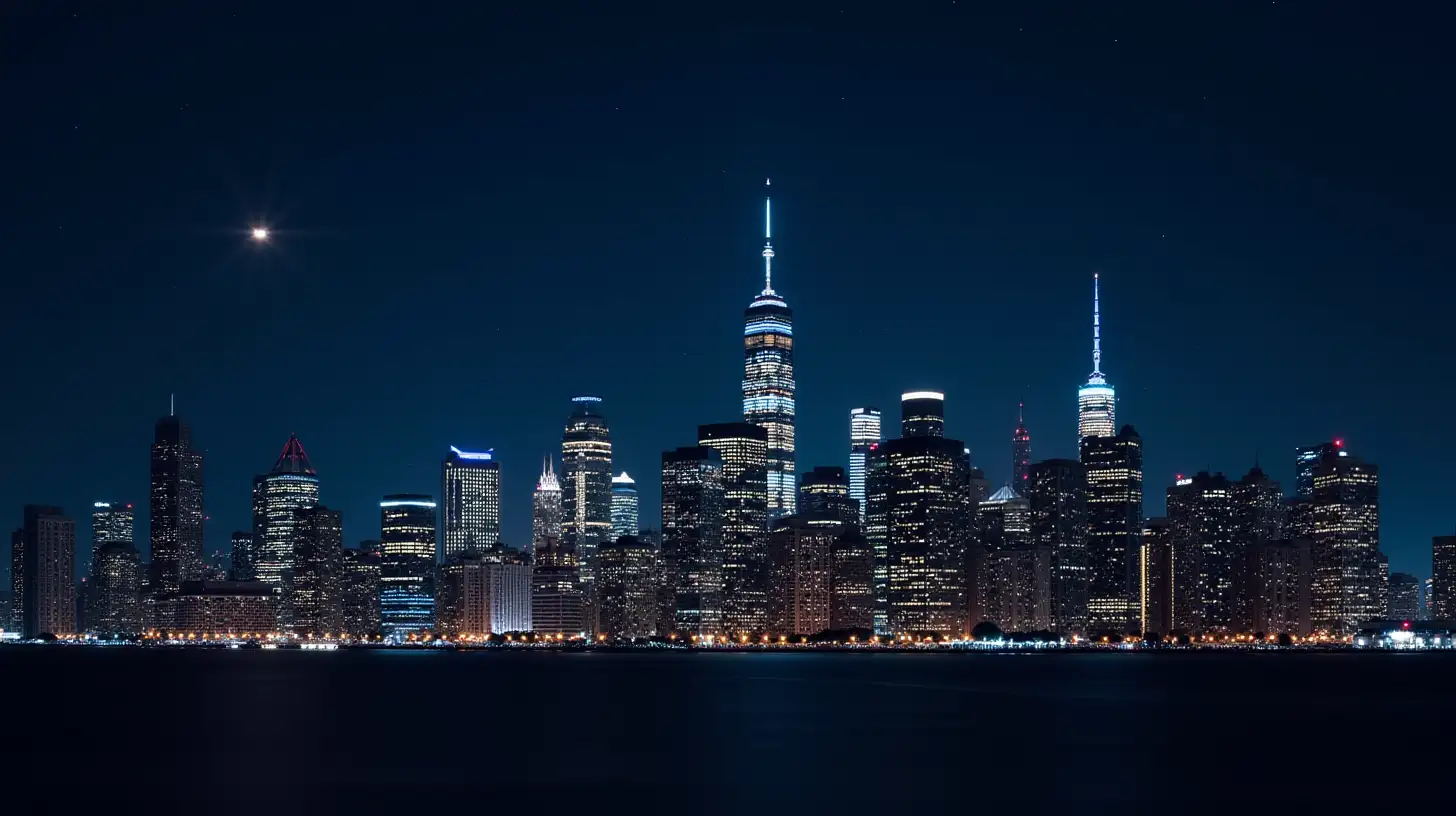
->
[5, 648, 1452, 813]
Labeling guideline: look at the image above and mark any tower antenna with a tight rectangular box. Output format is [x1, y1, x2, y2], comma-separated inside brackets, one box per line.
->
[761, 178, 775, 295]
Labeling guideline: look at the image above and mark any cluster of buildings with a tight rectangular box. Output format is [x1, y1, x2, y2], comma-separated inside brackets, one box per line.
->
[4, 184, 1448, 644]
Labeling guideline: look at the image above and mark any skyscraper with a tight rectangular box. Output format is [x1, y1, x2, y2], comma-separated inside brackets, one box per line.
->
[742, 180, 796, 522]
[596, 536, 659, 639]
[1139, 517, 1174, 636]
[90, 538, 142, 635]
[229, 531, 254, 581]
[900, 391, 946, 438]
[291, 505, 345, 637]
[562, 397, 613, 591]
[532, 458, 582, 637]
[252, 435, 319, 626]
[1234, 465, 1287, 631]
[441, 446, 501, 558]
[1027, 459, 1089, 636]
[1077, 274, 1116, 442]
[767, 517, 836, 636]
[379, 494, 436, 640]
[1012, 403, 1031, 496]
[149, 412, 204, 604]
[976, 484, 1042, 632]
[534, 457, 563, 550]
[1081, 425, 1143, 633]
[1309, 446, 1382, 636]
[1433, 535, 1456, 620]
[437, 551, 532, 637]
[1387, 572, 1420, 621]
[661, 445, 726, 637]
[848, 407, 881, 522]
[1295, 440, 1343, 498]
[18, 506, 76, 638]
[611, 472, 639, 539]
[698, 422, 769, 634]
[1166, 472, 1237, 634]
[798, 466, 858, 524]
[91, 502, 133, 568]
[341, 544, 381, 638]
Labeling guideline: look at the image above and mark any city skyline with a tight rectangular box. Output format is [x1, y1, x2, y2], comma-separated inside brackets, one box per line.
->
[3, 4, 1453, 583]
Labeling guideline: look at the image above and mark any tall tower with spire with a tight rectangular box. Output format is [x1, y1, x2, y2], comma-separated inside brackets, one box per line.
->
[1012, 402, 1031, 495]
[743, 179, 797, 521]
[1078, 273, 1116, 443]
[252, 434, 319, 627]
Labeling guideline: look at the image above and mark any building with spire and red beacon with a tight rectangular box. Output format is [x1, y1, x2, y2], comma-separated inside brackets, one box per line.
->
[1013, 402, 1031, 497]
[251, 434, 319, 627]
[743, 178, 797, 523]
[1078, 273, 1117, 444]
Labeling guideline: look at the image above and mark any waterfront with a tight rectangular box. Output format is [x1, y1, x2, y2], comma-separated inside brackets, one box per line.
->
[6, 649, 1453, 811]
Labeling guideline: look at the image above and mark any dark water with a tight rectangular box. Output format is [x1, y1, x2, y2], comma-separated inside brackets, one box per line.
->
[7, 648, 1452, 812]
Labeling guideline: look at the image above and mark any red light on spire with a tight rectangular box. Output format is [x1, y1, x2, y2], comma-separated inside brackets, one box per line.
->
[1334, 439, 1343, 447]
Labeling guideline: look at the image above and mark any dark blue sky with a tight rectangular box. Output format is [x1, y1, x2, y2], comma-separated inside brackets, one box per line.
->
[2, 2, 1452, 578]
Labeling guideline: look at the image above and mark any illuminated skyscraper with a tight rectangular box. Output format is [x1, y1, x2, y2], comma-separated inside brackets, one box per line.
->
[149, 412, 204, 603]
[341, 544, 381, 638]
[252, 435, 319, 626]
[437, 551, 532, 637]
[767, 517, 836, 636]
[1139, 517, 1173, 636]
[611, 472, 639, 539]
[291, 505, 344, 637]
[1077, 274, 1116, 442]
[597, 536, 659, 639]
[1251, 537, 1312, 637]
[976, 484, 1040, 631]
[1166, 472, 1237, 633]
[532, 457, 582, 636]
[1309, 447, 1382, 636]
[441, 446, 501, 558]
[534, 457, 563, 550]
[799, 466, 858, 524]
[698, 423, 769, 633]
[379, 494, 436, 639]
[18, 506, 76, 638]
[1027, 459, 1089, 636]
[229, 531, 254, 581]
[91, 501, 133, 569]
[1295, 440, 1342, 498]
[1432, 535, 1456, 620]
[1081, 425, 1143, 633]
[743, 180, 796, 522]
[90, 538, 142, 635]
[848, 407, 881, 522]
[1012, 403, 1031, 496]
[1388, 572, 1420, 621]
[1234, 465, 1287, 631]
[661, 445, 726, 637]
[900, 391, 945, 438]
[562, 397, 613, 590]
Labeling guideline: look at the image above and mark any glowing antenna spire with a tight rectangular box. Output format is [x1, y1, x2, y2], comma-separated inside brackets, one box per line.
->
[170, 393, 175, 417]
[1092, 272, 1102, 377]
[761, 178, 775, 295]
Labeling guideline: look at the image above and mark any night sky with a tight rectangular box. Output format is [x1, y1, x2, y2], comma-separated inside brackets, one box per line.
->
[3, 3, 1452, 580]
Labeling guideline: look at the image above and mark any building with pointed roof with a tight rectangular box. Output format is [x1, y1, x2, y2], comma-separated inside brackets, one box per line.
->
[1078, 274, 1116, 443]
[611, 471, 639, 539]
[252, 434, 319, 627]
[743, 180, 797, 523]
[1012, 403, 1031, 496]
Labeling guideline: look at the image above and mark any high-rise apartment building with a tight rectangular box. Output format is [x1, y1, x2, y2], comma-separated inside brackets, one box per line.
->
[1309, 446, 1382, 636]
[742, 181, 796, 522]
[1234, 466, 1286, 631]
[1012, 403, 1031, 496]
[596, 536, 659, 639]
[341, 543, 381, 638]
[611, 472, 639, 539]
[698, 422, 769, 634]
[1139, 517, 1174, 636]
[441, 446, 501, 558]
[661, 445, 726, 637]
[1077, 274, 1116, 442]
[848, 407, 881, 522]
[1081, 425, 1142, 633]
[18, 506, 77, 638]
[379, 494, 436, 640]
[562, 397, 613, 591]
[291, 505, 344, 636]
[252, 435, 319, 625]
[90, 539, 142, 635]
[437, 551, 532, 637]
[767, 517, 836, 636]
[1166, 472, 1237, 634]
[1251, 537, 1312, 636]
[149, 413, 204, 604]
[1433, 535, 1456, 620]
[1026, 459, 1089, 636]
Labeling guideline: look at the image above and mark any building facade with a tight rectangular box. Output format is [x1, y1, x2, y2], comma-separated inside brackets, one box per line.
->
[1251, 538, 1313, 636]
[252, 435, 319, 625]
[611, 472, 640, 539]
[341, 544, 381, 638]
[768, 517, 836, 636]
[291, 505, 344, 636]
[379, 495, 436, 639]
[437, 551, 532, 637]
[742, 183, 796, 522]
[698, 422, 769, 634]
[91, 501, 134, 569]
[799, 466, 859, 524]
[1309, 447, 1382, 636]
[441, 446, 501, 558]
[848, 407, 881, 522]
[1012, 403, 1031, 496]
[1139, 517, 1174, 636]
[1167, 472, 1237, 634]
[173, 581, 277, 636]
[18, 506, 77, 637]
[1386, 572, 1419, 621]
[562, 397, 613, 592]
[1026, 459, 1089, 636]
[149, 414, 204, 605]
[90, 540, 143, 635]
[1434, 535, 1456, 620]
[900, 391, 946, 439]
[597, 536, 659, 639]
[661, 445, 726, 637]
[1081, 425, 1143, 633]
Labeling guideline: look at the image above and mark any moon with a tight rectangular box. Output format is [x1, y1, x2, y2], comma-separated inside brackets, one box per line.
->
[251, 226, 269, 241]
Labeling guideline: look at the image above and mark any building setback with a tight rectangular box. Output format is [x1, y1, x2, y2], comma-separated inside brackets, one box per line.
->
[661, 445, 726, 637]
[532, 459, 583, 636]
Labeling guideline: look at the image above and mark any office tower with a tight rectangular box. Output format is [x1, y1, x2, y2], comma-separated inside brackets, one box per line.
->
[799, 466, 859, 524]
[830, 524, 874, 631]
[1251, 538, 1313, 636]
[229, 531, 254, 581]
[1309, 446, 1382, 636]
[1026, 460, 1089, 636]
[1166, 472, 1237, 634]
[534, 457, 563, 549]
[848, 407, 881, 522]
[900, 391, 945, 438]
[532, 537, 584, 636]
[1295, 440, 1343, 498]
[173, 581, 276, 636]
[90, 501, 133, 568]
[90, 539, 142, 634]
[341, 545, 381, 638]
[8, 529, 21, 632]
[149, 412, 204, 603]
[698, 422, 769, 634]
[597, 536, 659, 639]
[441, 446, 501, 558]
[18, 506, 76, 637]
[379, 495, 436, 639]
[1422, 576, 1433, 620]
[868, 432, 972, 637]
[291, 506, 344, 636]
[1077, 273, 1116, 442]
[976, 485, 1042, 631]
[252, 435, 319, 624]
[611, 472, 640, 539]
[768, 517, 835, 636]
[562, 397, 613, 590]
[1139, 517, 1174, 636]
[742, 181, 796, 522]
[661, 445, 726, 637]
[1387, 572, 1420, 621]
[1012, 403, 1031, 496]
[1080, 425, 1143, 633]
[1434, 535, 1456, 620]
[437, 551, 532, 637]
[1233, 466, 1286, 631]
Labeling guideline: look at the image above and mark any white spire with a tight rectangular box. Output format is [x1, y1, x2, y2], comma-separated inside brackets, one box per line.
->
[1091, 272, 1102, 377]
[761, 178, 775, 295]
[170, 393, 175, 417]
